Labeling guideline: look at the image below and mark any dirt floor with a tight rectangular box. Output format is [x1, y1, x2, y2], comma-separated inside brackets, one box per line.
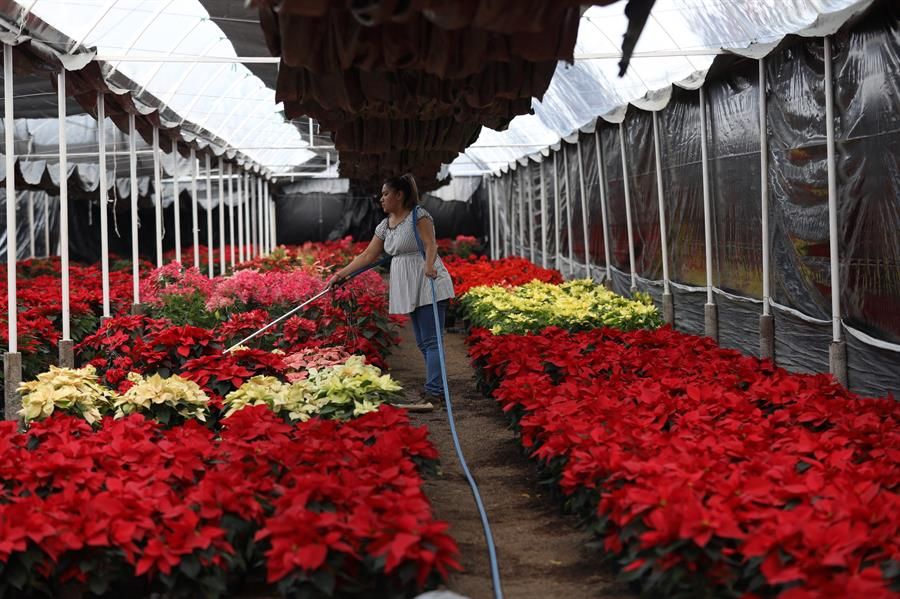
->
[387, 320, 635, 599]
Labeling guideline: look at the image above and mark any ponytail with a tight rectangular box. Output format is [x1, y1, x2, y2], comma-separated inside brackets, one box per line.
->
[384, 173, 419, 209]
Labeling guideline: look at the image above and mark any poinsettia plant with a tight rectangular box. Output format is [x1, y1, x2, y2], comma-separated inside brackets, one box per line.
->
[467, 325, 900, 598]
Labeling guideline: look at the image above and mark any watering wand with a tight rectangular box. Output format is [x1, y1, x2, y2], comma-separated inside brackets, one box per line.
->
[224, 254, 392, 353]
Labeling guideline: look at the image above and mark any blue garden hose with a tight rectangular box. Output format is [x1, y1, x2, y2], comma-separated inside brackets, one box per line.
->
[412, 206, 504, 599]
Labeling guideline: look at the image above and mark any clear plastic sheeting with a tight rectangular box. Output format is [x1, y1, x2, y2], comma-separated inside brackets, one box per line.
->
[452, 0, 873, 175]
[0, 190, 57, 260]
[13, 0, 315, 174]
[499, 1, 900, 397]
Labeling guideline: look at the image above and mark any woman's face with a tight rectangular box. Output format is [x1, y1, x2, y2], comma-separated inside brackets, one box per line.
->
[380, 184, 404, 213]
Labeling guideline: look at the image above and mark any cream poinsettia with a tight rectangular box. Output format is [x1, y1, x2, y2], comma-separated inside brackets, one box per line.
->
[18, 365, 114, 425]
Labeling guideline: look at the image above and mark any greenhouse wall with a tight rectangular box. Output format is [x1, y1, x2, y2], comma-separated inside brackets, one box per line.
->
[494, 7, 900, 398]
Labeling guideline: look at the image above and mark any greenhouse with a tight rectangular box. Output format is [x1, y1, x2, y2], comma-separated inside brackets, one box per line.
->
[0, 0, 896, 597]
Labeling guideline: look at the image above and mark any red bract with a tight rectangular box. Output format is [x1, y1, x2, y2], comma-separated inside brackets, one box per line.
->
[0, 406, 457, 597]
[468, 325, 900, 598]
[444, 255, 563, 297]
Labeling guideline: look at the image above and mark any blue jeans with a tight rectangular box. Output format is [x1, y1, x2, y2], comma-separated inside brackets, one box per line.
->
[410, 300, 448, 397]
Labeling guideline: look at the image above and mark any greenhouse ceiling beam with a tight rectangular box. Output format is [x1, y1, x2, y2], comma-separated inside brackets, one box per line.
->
[93, 48, 726, 65]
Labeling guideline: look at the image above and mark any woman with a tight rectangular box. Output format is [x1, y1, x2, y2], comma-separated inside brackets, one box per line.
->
[329, 174, 455, 402]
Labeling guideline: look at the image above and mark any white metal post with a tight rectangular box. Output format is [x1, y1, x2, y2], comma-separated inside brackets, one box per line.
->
[270, 184, 277, 251]
[27, 192, 34, 259]
[575, 138, 592, 276]
[172, 138, 181, 262]
[562, 146, 575, 276]
[594, 130, 612, 280]
[539, 162, 548, 268]
[97, 94, 110, 318]
[618, 123, 638, 291]
[190, 147, 199, 268]
[218, 161, 225, 274]
[237, 170, 245, 262]
[43, 193, 50, 257]
[652, 112, 671, 294]
[824, 36, 846, 385]
[227, 164, 235, 267]
[760, 59, 771, 317]
[205, 154, 213, 277]
[758, 57, 775, 359]
[824, 37, 840, 344]
[699, 86, 719, 341]
[699, 88, 714, 305]
[553, 152, 561, 271]
[4, 44, 22, 415]
[152, 126, 163, 267]
[486, 176, 495, 259]
[527, 163, 535, 263]
[520, 169, 528, 257]
[256, 176, 263, 256]
[56, 69, 70, 344]
[128, 113, 139, 305]
[6, 46, 18, 352]
[247, 173, 254, 258]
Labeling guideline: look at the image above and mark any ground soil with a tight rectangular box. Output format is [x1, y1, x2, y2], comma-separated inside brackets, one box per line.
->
[386, 320, 636, 599]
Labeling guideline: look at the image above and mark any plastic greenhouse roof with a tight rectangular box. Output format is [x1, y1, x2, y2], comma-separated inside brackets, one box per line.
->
[456, 0, 874, 176]
[14, 0, 315, 175]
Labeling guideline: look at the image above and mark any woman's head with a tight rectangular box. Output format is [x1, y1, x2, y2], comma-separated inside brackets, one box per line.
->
[381, 173, 419, 212]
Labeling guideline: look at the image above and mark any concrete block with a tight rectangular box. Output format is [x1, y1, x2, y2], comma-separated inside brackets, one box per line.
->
[4, 352, 22, 421]
[829, 339, 848, 388]
[662, 291, 674, 325]
[704, 302, 718, 343]
[59, 339, 75, 368]
[759, 313, 775, 360]
[130, 303, 147, 316]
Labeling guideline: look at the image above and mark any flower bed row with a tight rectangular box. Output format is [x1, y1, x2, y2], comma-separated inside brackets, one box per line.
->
[467, 324, 900, 598]
[4, 242, 458, 597]
[0, 405, 458, 598]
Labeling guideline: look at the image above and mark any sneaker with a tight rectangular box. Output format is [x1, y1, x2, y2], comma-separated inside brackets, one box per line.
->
[389, 394, 435, 412]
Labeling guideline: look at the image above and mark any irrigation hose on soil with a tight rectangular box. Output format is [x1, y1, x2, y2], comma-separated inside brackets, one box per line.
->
[225, 225, 504, 598]
[412, 206, 504, 599]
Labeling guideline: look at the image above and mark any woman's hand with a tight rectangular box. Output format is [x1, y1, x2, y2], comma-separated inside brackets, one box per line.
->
[424, 263, 438, 279]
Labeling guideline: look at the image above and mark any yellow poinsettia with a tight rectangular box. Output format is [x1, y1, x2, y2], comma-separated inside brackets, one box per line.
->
[114, 373, 210, 422]
[18, 365, 114, 425]
[460, 279, 661, 335]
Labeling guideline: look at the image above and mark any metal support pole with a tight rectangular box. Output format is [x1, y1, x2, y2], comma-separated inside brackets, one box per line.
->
[227, 163, 235, 268]
[699, 86, 718, 341]
[652, 111, 673, 323]
[759, 58, 774, 359]
[128, 113, 140, 307]
[56, 67, 74, 368]
[5, 44, 23, 418]
[594, 130, 612, 285]
[271, 186, 277, 251]
[576, 138, 592, 277]
[527, 164, 535, 264]
[152, 127, 163, 267]
[824, 36, 847, 385]
[256, 176, 264, 256]
[618, 124, 637, 292]
[172, 138, 181, 262]
[563, 147, 574, 276]
[553, 152, 561, 271]
[27, 192, 34, 259]
[190, 147, 199, 268]
[539, 164, 548, 268]
[218, 161, 225, 274]
[97, 94, 111, 318]
[205, 154, 213, 277]
[43, 193, 49, 257]
[237, 171, 245, 262]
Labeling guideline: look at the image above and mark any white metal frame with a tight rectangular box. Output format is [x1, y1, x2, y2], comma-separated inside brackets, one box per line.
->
[824, 36, 841, 344]
[97, 94, 111, 317]
[575, 138, 592, 276]
[652, 111, 671, 295]
[190, 147, 200, 267]
[593, 130, 612, 279]
[205, 153, 214, 277]
[172, 138, 182, 260]
[618, 122, 637, 290]
[699, 87, 715, 306]
[152, 126, 163, 267]
[128, 113, 139, 304]
[759, 58, 771, 317]
[6, 45, 18, 352]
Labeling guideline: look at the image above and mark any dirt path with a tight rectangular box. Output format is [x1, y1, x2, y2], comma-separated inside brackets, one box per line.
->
[387, 320, 635, 599]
